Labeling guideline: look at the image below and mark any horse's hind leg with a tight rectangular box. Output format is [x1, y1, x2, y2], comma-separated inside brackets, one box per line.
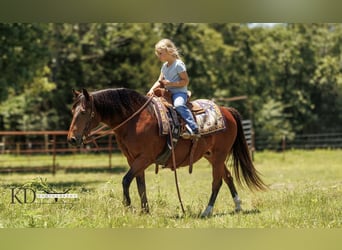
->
[201, 162, 224, 218]
[136, 171, 149, 213]
[223, 166, 242, 212]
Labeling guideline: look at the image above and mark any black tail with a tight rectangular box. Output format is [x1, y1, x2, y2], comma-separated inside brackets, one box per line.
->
[228, 107, 268, 191]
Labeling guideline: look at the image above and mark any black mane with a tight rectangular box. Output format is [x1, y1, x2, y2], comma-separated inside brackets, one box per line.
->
[92, 88, 148, 119]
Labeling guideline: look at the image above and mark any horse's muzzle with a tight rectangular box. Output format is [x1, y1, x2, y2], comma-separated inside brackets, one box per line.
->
[67, 136, 82, 147]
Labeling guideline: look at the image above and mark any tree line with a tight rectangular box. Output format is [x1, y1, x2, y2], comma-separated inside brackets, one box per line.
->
[0, 23, 341, 146]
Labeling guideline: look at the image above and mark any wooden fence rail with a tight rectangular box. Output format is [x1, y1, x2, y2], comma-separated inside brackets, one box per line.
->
[255, 132, 342, 151]
[2, 129, 340, 173]
[0, 131, 117, 174]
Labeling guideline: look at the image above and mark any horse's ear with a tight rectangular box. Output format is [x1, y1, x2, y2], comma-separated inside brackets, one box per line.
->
[82, 88, 90, 101]
[72, 89, 81, 98]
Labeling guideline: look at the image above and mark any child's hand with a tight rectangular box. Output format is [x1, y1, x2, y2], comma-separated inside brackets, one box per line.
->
[159, 79, 169, 87]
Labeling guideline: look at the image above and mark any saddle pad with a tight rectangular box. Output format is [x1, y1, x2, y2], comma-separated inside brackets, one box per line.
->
[152, 97, 169, 135]
[193, 99, 226, 135]
[152, 97, 226, 136]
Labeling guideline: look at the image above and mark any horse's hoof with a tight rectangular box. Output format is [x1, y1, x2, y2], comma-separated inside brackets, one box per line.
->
[234, 207, 243, 213]
[233, 196, 242, 213]
[122, 199, 131, 207]
[200, 205, 213, 218]
[141, 206, 150, 214]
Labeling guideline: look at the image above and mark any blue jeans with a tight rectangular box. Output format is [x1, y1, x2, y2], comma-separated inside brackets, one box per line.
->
[172, 92, 199, 132]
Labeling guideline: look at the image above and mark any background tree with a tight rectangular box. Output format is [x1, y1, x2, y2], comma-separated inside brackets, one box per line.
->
[0, 23, 341, 149]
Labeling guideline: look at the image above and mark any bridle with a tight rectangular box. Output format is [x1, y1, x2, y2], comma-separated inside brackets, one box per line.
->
[82, 95, 96, 143]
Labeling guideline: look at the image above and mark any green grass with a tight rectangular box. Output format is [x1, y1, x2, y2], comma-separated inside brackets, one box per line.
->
[0, 153, 123, 168]
[0, 149, 341, 228]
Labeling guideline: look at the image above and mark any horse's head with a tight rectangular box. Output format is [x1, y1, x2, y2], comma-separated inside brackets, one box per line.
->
[67, 88, 100, 147]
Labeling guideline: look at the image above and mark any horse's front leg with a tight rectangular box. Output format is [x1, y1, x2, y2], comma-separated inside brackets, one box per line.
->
[136, 171, 149, 213]
[201, 164, 223, 218]
[122, 169, 134, 207]
[223, 166, 242, 212]
[122, 156, 150, 212]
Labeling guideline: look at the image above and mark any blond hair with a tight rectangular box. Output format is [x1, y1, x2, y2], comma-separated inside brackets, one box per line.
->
[155, 39, 181, 59]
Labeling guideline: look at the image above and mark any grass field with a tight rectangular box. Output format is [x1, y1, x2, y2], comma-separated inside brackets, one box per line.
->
[0, 149, 341, 228]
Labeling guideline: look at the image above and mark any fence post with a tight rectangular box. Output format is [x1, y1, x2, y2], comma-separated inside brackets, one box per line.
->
[16, 143, 20, 155]
[282, 135, 286, 152]
[1, 137, 5, 154]
[242, 119, 254, 161]
[52, 135, 57, 175]
[108, 135, 112, 169]
[282, 134, 286, 160]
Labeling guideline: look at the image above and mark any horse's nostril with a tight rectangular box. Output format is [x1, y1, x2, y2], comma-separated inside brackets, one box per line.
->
[68, 137, 77, 145]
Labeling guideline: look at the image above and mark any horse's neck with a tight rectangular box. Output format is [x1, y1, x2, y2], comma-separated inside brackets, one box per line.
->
[94, 90, 147, 130]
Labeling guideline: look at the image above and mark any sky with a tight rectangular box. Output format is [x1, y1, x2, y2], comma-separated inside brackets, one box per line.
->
[248, 23, 280, 28]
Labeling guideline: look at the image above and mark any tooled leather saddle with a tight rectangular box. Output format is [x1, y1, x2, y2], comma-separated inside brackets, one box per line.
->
[151, 88, 226, 166]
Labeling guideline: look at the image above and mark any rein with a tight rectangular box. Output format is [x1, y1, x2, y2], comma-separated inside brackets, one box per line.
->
[112, 94, 155, 131]
[168, 126, 186, 214]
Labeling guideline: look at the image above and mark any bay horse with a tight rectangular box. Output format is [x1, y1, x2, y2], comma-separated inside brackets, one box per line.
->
[67, 88, 267, 217]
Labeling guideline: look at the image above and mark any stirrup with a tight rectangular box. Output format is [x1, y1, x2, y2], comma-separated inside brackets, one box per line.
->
[181, 125, 201, 139]
[181, 132, 200, 139]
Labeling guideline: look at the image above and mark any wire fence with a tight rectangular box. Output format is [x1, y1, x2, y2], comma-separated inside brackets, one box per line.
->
[255, 132, 342, 151]
[0, 131, 118, 174]
[1, 130, 341, 173]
